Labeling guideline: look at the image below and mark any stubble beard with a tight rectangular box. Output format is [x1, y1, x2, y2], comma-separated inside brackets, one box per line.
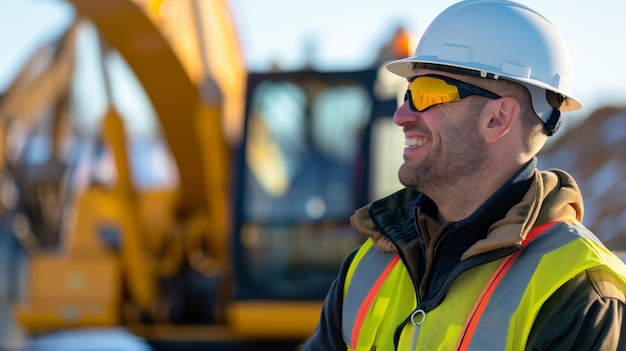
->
[398, 105, 489, 195]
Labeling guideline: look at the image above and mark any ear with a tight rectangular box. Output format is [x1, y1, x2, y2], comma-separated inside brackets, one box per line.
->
[483, 97, 519, 143]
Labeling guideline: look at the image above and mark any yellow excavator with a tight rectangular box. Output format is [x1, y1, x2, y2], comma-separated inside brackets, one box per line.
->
[0, 0, 410, 349]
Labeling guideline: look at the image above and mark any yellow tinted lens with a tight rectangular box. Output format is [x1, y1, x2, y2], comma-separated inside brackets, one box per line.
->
[408, 76, 461, 111]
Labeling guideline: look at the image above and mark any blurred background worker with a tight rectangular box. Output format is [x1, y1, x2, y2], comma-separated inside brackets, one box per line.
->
[304, 1, 626, 350]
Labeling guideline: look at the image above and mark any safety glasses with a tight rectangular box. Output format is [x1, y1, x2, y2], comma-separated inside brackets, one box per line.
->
[405, 74, 501, 112]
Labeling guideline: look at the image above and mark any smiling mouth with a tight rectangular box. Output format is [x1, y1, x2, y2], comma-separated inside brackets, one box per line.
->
[404, 137, 428, 148]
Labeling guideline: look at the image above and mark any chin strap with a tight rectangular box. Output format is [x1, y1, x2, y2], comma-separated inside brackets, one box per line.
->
[544, 108, 562, 136]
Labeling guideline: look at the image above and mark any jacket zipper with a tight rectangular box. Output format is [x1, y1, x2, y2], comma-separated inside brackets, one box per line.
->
[409, 309, 426, 351]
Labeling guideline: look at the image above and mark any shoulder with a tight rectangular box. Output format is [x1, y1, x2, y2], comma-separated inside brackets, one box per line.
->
[557, 268, 626, 308]
[585, 267, 626, 301]
[527, 268, 626, 350]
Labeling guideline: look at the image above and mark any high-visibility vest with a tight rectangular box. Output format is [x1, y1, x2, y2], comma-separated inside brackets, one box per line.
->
[342, 221, 626, 350]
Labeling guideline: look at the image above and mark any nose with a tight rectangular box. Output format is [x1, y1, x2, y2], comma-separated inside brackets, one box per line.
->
[393, 99, 419, 127]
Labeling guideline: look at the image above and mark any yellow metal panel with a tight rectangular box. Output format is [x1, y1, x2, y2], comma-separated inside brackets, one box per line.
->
[27, 253, 120, 301]
[15, 300, 120, 330]
[14, 253, 121, 330]
[227, 301, 322, 340]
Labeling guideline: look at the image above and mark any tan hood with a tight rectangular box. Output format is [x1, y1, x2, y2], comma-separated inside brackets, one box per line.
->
[462, 168, 583, 259]
[350, 204, 397, 253]
[350, 169, 584, 258]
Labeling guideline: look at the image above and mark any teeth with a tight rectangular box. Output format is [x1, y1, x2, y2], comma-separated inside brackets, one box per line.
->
[405, 137, 427, 147]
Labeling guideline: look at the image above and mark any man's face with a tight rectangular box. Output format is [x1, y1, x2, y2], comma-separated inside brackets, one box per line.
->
[394, 72, 489, 194]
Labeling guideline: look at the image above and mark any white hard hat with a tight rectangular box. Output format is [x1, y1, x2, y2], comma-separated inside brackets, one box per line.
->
[387, 0, 582, 134]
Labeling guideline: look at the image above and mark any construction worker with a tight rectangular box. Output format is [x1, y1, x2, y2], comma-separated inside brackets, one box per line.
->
[303, 1, 626, 350]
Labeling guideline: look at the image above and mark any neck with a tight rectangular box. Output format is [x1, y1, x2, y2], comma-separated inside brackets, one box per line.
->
[429, 161, 525, 223]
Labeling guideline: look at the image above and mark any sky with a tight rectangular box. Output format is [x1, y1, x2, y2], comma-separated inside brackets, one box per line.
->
[1, 0, 626, 123]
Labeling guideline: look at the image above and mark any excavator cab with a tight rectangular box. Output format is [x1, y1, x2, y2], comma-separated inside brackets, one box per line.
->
[234, 70, 394, 299]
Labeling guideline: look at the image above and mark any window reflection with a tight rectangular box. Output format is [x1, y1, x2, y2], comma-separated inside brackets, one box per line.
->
[245, 79, 370, 222]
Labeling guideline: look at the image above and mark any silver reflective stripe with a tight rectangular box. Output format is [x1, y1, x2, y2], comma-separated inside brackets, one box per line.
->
[467, 222, 587, 350]
[342, 245, 398, 347]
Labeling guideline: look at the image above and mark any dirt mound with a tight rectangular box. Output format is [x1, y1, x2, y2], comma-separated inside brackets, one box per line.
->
[539, 106, 626, 251]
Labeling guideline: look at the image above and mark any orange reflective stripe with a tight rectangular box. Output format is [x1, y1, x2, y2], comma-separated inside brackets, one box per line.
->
[457, 252, 515, 350]
[351, 254, 400, 347]
[456, 221, 558, 350]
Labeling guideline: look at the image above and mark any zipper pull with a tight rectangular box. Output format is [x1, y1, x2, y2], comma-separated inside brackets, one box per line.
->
[410, 309, 426, 351]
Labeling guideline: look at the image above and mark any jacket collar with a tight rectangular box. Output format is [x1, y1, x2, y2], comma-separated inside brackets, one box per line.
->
[353, 158, 584, 259]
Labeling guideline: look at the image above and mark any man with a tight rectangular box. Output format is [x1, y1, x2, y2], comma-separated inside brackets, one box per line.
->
[303, 1, 626, 350]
